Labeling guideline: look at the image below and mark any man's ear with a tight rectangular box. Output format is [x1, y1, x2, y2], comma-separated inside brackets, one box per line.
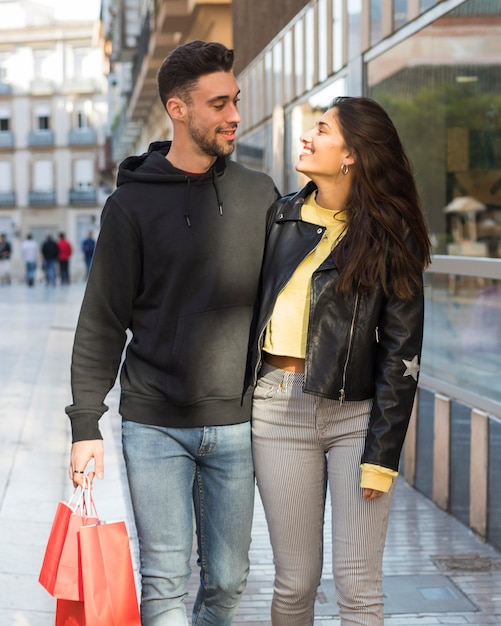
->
[166, 97, 187, 121]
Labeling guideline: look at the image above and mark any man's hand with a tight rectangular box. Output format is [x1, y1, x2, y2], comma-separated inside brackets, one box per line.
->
[69, 440, 104, 487]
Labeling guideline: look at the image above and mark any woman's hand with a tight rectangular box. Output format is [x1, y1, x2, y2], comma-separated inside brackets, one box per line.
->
[362, 488, 384, 500]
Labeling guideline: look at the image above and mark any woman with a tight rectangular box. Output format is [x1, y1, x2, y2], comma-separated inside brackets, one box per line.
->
[251, 97, 431, 625]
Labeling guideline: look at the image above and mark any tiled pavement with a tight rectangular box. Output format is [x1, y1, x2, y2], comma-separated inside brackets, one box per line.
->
[0, 283, 500, 625]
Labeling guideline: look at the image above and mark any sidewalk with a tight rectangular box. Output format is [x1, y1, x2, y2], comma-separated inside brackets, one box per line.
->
[0, 283, 500, 625]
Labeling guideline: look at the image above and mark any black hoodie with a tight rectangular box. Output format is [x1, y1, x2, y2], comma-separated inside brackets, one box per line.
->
[66, 141, 279, 441]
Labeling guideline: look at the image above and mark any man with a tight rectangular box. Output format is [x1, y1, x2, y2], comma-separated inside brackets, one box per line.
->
[57, 232, 72, 284]
[66, 41, 278, 625]
[81, 230, 95, 278]
[41, 234, 59, 286]
[21, 233, 38, 286]
[0, 233, 12, 285]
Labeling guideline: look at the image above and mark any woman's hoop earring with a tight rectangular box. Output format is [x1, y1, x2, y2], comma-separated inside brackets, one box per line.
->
[341, 163, 349, 175]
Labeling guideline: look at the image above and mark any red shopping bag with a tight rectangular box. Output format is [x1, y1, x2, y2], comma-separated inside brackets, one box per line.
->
[39, 480, 98, 600]
[79, 520, 141, 626]
[55, 598, 86, 626]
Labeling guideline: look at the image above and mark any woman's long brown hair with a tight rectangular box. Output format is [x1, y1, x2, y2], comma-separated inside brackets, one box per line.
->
[331, 96, 431, 300]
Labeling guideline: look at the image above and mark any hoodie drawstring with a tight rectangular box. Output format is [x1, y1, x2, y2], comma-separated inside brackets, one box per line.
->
[184, 178, 192, 227]
[183, 167, 223, 227]
[212, 168, 223, 216]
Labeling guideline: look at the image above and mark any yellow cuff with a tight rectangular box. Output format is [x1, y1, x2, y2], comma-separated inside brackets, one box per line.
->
[360, 463, 398, 493]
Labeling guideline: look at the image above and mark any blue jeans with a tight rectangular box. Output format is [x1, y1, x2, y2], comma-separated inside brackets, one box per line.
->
[45, 260, 57, 285]
[122, 421, 255, 626]
[25, 261, 36, 285]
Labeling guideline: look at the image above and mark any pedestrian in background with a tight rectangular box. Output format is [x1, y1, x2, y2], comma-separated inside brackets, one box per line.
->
[250, 96, 432, 625]
[41, 234, 59, 286]
[57, 232, 72, 284]
[81, 230, 95, 278]
[0, 233, 12, 285]
[21, 233, 39, 287]
[66, 40, 278, 625]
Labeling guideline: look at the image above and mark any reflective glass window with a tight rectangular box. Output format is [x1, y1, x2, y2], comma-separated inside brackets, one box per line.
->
[332, 0, 343, 72]
[394, 0, 408, 29]
[294, 18, 305, 96]
[305, 7, 315, 91]
[347, 0, 362, 60]
[370, 0, 383, 45]
[367, 0, 501, 260]
[273, 40, 283, 108]
[318, 0, 329, 83]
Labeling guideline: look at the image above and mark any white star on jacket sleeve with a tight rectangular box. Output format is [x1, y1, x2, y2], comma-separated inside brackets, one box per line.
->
[402, 355, 420, 381]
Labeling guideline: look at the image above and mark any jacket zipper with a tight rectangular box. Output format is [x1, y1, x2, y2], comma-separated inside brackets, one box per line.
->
[253, 228, 325, 385]
[338, 292, 359, 404]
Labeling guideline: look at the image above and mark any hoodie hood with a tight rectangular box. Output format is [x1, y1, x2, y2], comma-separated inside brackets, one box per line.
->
[116, 140, 226, 226]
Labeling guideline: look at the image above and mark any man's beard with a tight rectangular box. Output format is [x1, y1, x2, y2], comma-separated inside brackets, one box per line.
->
[188, 114, 235, 158]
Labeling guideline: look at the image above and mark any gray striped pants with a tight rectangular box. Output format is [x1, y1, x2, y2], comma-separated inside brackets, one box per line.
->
[252, 363, 395, 626]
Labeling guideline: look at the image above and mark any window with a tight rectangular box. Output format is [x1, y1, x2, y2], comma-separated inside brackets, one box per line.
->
[304, 7, 316, 91]
[0, 107, 10, 132]
[34, 50, 52, 79]
[74, 48, 96, 78]
[370, 0, 383, 45]
[0, 54, 7, 82]
[332, 0, 343, 72]
[394, 0, 408, 29]
[34, 105, 51, 131]
[74, 159, 94, 189]
[0, 161, 12, 192]
[33, 160, 53, 191]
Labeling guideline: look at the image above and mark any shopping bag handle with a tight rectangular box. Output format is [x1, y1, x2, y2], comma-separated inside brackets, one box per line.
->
[67, 476, 99, 521]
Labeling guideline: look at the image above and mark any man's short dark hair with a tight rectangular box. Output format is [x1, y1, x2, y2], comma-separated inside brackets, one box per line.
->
[157, 40, 234, 107]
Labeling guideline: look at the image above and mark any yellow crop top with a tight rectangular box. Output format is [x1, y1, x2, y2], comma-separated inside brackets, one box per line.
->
[263, 192, 346, 358]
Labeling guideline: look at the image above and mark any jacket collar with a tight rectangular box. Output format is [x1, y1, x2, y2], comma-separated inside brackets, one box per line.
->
[275, 181, 318, 222]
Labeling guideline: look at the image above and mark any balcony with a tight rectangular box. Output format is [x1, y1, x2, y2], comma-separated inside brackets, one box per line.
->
[29, 78, 55, 95]
[69, 189, 97, 205]
[28, 130, 54, 147]
[62, 77, 101, 94]
[0, 191, 16, 206]
[68, 128, 97, 145]
[0, 131, 14, 148]
[29, 190, 56, 206]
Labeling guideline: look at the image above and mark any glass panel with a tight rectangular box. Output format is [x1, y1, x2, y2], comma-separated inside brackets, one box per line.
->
[420, 0, 437, 11]
[273, 40, 283, 108]
[286, 77, 346, 193]
[367, 0, 501, 259]
[264, 50, 273, 117]
[304, 7, 315, 91]
[332, 0, 343, 72]
[317, 0, 328, 83]
[370, 0, 383, 45]
[236, 127, 266, 173]
[414, 388, 434, 499]
[488, 417, 501, 550]
[283, 29, 293, 103]
[394, 0, 408, 29]
[347, 0, 362, 60]
[449, 401, 471, 527]
[294, 18, 305, 96]
[422, 272, 501, 404]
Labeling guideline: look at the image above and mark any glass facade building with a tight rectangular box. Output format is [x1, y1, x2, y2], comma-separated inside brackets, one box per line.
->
[235, 0, 501, 547]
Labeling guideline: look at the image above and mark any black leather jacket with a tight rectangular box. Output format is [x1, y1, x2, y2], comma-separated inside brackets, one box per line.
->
[250, 182, 425, 471]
